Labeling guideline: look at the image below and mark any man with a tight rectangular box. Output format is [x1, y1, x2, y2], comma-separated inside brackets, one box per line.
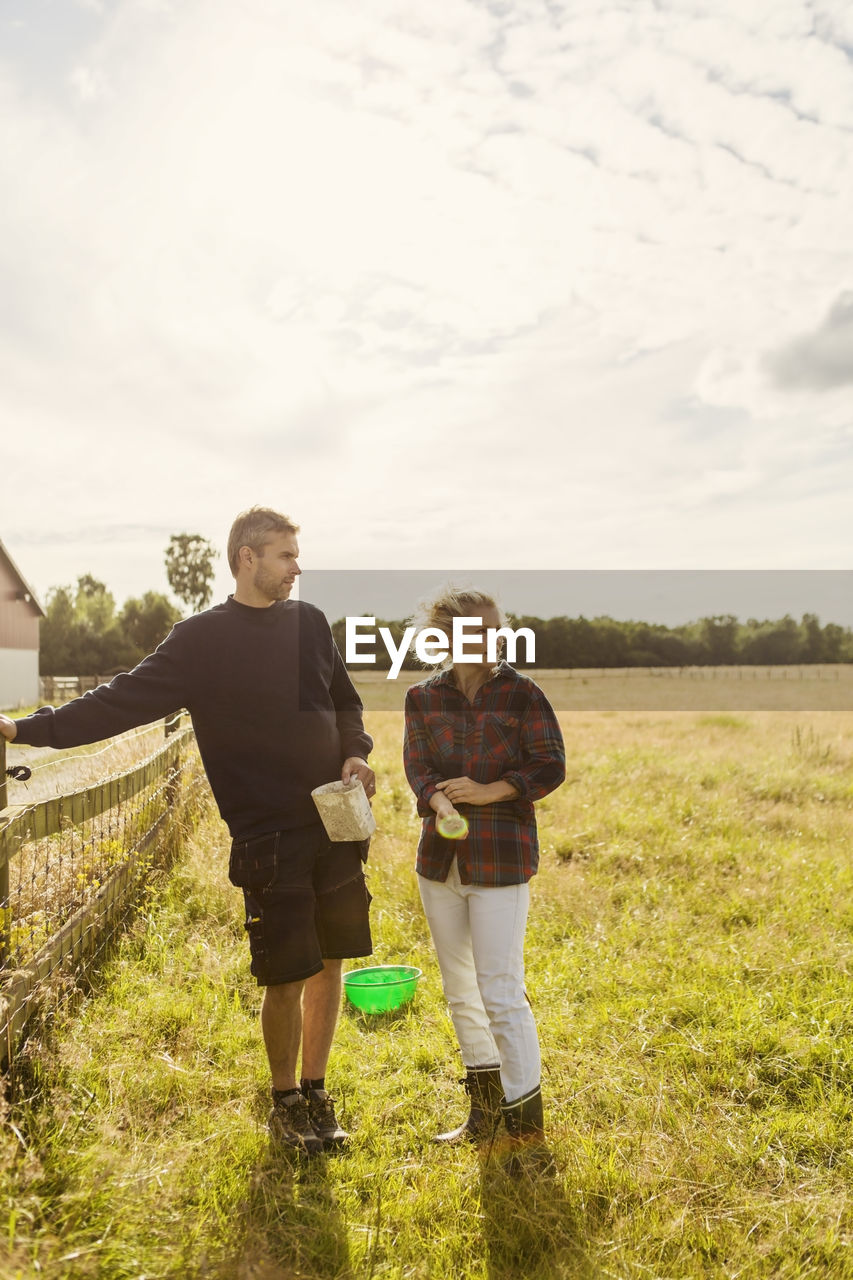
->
[0, 506, 375, 1157]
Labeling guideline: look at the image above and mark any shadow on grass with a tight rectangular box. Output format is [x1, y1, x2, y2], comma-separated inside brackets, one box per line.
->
[477, 1146, 597, 1280]
[219, 1143, 353, 1280]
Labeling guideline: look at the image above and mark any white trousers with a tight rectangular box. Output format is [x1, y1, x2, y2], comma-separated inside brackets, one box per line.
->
[417, 858, 541, 1102]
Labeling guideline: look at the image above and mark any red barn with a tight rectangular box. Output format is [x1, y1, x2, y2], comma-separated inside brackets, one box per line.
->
[0, 538, 45, 710]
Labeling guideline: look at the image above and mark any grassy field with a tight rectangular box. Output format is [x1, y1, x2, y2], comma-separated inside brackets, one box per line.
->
[2, 703, 853, 1278]
[350, 664, 853, 712]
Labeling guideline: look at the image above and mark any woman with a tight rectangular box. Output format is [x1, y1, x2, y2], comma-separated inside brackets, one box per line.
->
[403, 587, 565, 1159]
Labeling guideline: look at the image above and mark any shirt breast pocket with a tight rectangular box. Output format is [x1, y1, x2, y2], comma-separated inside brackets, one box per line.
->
[481, 713, 521, 763]
[424, 712, 457, 762]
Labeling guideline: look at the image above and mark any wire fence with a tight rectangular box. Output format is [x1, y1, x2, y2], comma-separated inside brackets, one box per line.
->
[7, 721, 182, 807]
[0, 716, 210, 1082]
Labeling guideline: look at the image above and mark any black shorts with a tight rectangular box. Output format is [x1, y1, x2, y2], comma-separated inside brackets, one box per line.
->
[228, 825, 373, 986]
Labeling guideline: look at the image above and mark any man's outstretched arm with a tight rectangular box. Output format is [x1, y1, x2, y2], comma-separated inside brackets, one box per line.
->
[0, 640, 187, 751]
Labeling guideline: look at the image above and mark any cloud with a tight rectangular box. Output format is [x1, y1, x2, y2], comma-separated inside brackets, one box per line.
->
[3, 0, 853, 595]
[69, 64, 108, 101]
[763, 292, 853, 390]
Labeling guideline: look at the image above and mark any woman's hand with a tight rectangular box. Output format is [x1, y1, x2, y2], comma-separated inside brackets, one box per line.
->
[429, 790, 457, 820]
[435, 776, 518, 806]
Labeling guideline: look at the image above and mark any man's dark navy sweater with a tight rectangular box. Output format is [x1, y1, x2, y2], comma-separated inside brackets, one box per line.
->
[13, 597, 373, 840]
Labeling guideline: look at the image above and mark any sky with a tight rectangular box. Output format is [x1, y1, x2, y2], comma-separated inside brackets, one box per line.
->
[2, 0, 852, 623]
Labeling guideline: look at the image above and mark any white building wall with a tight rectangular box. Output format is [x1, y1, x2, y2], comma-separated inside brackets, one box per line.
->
[0, 649, 40, 709]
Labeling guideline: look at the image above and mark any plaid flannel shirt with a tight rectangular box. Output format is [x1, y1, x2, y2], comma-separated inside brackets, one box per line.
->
[403, 661, 566, 886]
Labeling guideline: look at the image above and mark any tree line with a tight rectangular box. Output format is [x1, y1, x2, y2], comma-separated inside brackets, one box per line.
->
[330, 612, 853, 672]
[37, 535, 853, 676]
[38, 535, 217, 676]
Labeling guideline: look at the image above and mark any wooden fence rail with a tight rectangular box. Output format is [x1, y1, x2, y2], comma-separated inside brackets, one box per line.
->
[0, 718, 207, 1078]
[37, 676, 117, 704]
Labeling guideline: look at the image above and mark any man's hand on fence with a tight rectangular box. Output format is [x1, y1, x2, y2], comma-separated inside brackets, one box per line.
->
[0, 715, 17, 742]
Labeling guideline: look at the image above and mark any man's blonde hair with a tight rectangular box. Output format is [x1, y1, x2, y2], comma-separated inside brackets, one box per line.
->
[227, 506, 300, 575]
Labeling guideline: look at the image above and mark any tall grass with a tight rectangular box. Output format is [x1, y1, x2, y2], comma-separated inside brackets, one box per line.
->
[2, 709, 853, 1277]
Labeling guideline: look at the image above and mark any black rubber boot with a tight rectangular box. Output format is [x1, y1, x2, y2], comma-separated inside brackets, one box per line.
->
[433, 1066, 504, 1144]
[500, 1085, 554, 1173]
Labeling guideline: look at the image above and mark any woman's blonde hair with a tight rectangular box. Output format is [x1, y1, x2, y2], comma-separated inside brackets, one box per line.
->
[410, 584, 505, 669]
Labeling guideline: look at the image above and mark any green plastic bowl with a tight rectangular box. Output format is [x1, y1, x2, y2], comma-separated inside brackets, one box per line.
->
[343, 964, 422, 1014]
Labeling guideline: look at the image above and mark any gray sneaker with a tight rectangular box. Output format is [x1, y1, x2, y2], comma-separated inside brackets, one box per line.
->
[303, 1087, 350, 1150]
[269, 1089, 324, 1156]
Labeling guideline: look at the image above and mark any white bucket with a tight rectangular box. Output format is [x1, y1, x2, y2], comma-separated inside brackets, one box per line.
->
[311, 778, 377, 842]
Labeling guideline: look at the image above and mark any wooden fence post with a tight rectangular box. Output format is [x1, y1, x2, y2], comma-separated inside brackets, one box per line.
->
[164, 712, 182, 738]
[1, 735, 8, 966]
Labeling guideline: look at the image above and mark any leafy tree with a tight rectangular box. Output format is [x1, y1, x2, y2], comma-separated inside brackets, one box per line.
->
[740, 614, 802, 665]
[165, 533, 218, 614]
[800, 613, 824, 663]
[700, 615, 739, 665]
[39, 586, 78, 674]
[821, 622, 846, 663]
[591, 617, 632, 667]
[75, 574, 116, 634]
[40, 577, 137, 675]
[119, 592, 181, 655]
[561, 616, 602, 668]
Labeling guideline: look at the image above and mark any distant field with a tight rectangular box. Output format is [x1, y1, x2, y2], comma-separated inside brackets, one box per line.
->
[5, 665, 852, 729]
[351, 663, 853, 712]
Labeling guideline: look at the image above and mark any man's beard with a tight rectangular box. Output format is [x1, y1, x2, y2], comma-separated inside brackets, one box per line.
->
[254, 564, 292, 602]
